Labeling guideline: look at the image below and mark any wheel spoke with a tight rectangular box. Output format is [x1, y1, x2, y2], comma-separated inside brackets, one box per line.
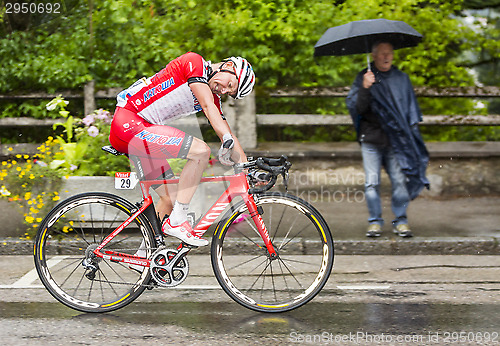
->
[270, 204, 286, 243]
[279, 222, 315, 250]
[60, 258, 85, 288]
[278, 256, 322, 267]
[229, 225, 264, 250]
[276, 256, 304, 289]
[227, 253, 266, 271]
[248, 259, 272, 291]
[50, 257, 84, 278]
[278, 212, 300, 250]
[242, 214, 264, 239]
[277, 259, 293, 299]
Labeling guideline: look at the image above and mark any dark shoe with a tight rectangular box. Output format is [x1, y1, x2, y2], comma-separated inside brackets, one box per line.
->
[366, 224, 382, 237]
[393, 223, 413, 238]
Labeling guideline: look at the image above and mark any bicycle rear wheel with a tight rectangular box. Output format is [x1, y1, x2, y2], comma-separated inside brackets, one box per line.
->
[34, 192, 155, 313]
[211, 192, 334, 312]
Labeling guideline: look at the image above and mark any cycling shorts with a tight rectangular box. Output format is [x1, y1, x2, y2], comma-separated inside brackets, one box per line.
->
[109, 107, 193, 180]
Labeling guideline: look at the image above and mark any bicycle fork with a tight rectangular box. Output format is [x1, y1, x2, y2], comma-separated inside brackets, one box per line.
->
[245, 194, 278, 259]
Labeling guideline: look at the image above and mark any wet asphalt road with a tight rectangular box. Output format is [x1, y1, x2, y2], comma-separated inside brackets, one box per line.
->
[2, 255, 500, 345]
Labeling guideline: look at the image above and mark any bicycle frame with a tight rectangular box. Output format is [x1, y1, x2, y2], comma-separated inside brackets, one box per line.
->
[93, 172, 276, 268]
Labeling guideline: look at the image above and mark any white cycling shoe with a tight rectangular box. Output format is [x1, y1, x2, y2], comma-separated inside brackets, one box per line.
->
[162, 218, 209, 247]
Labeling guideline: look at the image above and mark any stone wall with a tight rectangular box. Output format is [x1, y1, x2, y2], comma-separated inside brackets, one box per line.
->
[1, 156, 498, 238]
[286, 157, 500, 198]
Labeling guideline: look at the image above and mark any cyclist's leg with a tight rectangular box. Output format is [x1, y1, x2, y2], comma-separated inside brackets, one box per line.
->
[154, 183, 177, 220]
[166, 139, 210, 236]
[176, 138, 211, 204]
[163, 139, 211, 246]
[110, 107, 208, 246]
[110, 107, 195, 217]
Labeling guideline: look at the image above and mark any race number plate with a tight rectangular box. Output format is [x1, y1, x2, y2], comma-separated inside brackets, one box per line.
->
[115, 172, 138, 189]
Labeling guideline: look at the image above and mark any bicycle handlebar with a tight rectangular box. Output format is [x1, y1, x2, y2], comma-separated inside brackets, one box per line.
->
[235, 155, 292, 194]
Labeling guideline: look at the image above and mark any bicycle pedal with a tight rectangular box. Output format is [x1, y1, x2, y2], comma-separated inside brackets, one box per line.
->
[180, 242, 198, 249]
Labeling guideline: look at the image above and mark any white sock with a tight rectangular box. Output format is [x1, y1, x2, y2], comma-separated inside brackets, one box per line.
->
[169, 201, 189, 226]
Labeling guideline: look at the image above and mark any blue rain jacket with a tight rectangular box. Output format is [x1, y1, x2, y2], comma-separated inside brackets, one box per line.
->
[346, 64, 430, 199]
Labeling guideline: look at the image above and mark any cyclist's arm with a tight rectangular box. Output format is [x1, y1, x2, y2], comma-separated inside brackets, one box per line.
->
[189, 83, 247, 163]
[228, 133, 247, 164]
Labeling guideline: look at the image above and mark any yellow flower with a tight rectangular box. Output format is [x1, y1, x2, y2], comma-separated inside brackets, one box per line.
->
[16, 167, 22, 172]
[24, 192, 31, 200]
[36, 218, 42, 223]
[52, 196, 60, 201]
[23, 155, 29, 159]
[29, 174, 35, 180]
[7, 147, 13, 152]
[0, 186, 11, 197]
[25, 216, 35, 223]
[16, 155, 22, 159]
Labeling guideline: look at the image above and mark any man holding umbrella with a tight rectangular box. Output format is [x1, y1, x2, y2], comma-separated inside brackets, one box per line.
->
[315, 19, 429, 238]
[346, 41, 428, 238]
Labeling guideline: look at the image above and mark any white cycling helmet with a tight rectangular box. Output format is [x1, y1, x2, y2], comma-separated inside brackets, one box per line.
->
[223, 56, 255, 99]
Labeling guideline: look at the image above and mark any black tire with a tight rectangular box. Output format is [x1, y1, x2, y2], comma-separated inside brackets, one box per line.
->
[211, 192, 334, 312]
[34, 192, 155, 313]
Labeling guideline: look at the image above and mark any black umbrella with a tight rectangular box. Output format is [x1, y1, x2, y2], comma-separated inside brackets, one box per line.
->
[314, 19, 422, 69]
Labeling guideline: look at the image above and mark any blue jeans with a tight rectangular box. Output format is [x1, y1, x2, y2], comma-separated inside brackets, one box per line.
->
[361, 142, 410, 227]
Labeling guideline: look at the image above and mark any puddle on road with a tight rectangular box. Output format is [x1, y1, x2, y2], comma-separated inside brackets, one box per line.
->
[1, 301, 500, 335]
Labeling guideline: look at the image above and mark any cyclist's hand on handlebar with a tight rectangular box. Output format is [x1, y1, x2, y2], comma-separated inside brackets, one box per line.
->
[248, 170, 271, 185]
[218, 133, 235, 166]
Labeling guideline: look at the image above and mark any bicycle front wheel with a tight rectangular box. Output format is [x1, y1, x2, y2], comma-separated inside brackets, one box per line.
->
[211, 192, 334, 313]
[34, 192, 156, 313]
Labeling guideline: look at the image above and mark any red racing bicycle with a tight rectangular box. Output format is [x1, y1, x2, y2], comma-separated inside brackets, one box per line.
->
[34, 146, 334, 313]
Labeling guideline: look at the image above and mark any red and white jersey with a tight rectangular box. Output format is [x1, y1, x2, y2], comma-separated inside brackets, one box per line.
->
[116, 52, 223, 124]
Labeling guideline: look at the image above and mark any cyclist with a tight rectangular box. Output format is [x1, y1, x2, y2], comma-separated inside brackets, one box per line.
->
[109, 52, 255, 246]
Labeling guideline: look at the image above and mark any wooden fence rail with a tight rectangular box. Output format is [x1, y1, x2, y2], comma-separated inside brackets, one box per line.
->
[1, 86, 499, 151]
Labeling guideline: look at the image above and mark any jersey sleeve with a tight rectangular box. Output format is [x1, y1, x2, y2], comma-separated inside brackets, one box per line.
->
[213, 94, 225, 120]
[181, 52, 209, 85]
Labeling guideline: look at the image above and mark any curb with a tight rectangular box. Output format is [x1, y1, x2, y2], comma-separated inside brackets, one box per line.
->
[2, 237, 499, 256]
[334, 237, 500, 255]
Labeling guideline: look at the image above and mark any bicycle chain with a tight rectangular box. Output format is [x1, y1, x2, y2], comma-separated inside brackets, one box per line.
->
[86, 245, 187, 289]
[82, 246, 162, 289]
[88, 276, 158, 289]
